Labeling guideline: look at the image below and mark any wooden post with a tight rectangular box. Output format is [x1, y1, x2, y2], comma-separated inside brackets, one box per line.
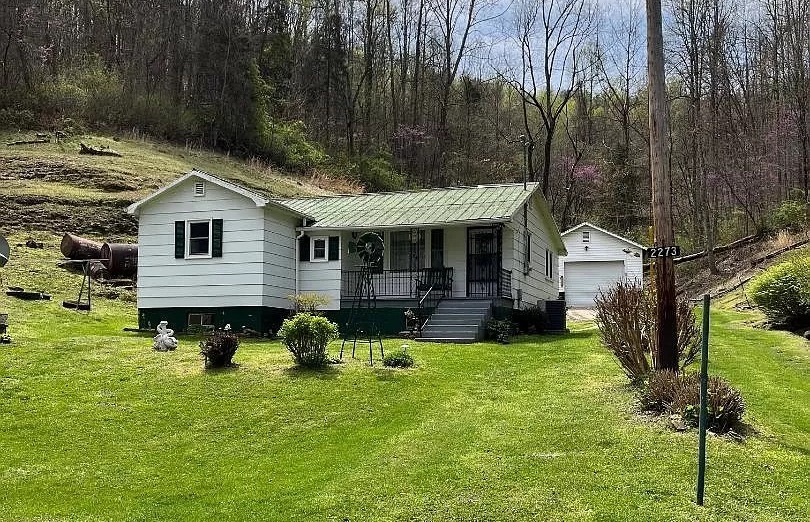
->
[646, 0, 678, 370]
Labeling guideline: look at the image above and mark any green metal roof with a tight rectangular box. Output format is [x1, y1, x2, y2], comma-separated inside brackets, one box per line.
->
[275, 183, 541, 229]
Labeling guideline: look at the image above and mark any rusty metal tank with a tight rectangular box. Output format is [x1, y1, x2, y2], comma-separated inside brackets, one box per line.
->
[101, 243, 138, 278]
[60, 233, 103, 259]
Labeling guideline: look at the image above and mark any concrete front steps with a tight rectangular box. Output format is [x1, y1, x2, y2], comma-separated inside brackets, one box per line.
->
[417, 299, 493, 343]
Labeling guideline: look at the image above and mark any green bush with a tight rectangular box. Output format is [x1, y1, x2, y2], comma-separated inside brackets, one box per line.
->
[639, 370, 746, 434]
[199, 330, 240, 368]
[348, 154, 405, 191]
[513, 306, 547, 334]
[486, 319, 513, 344]
[748, 257, 810, 325]
[382, 347, 414, 368]
[278, 313, 339, 368]
[768, 200, 809, 232]
[0, 108, 37, 129]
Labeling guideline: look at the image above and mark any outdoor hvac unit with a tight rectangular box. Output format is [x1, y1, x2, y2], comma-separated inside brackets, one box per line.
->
[545, 300, 567, 333]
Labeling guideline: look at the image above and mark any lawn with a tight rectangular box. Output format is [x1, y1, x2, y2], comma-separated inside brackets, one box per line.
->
[0, 238, 808, 521]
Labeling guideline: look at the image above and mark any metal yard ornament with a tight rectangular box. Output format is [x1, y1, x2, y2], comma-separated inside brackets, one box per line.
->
[342, 232, 385, 364]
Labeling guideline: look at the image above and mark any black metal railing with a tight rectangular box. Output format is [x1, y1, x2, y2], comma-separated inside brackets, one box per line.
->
[500, 268, 512, 298]
[341, 268, 454, 299]
[414, 269, 454, 332]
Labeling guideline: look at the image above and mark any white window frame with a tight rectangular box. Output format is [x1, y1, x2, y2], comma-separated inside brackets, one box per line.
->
[186, 219, 213, 259]
[188, 313, 214, 327]
[582, 230, 590, 243]
[310, 236, 329, 262]
[545, 249, 553, 279]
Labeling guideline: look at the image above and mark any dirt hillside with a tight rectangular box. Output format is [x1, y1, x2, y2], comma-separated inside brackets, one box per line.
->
[0, 131, 359, 238]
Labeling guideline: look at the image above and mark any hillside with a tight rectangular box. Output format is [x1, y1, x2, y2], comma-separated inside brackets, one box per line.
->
[0, 131, 359, 238]
[677, 229, 810, 312]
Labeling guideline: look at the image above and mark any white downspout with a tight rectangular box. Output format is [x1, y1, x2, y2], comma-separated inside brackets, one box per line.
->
[295, 219, 307, 297]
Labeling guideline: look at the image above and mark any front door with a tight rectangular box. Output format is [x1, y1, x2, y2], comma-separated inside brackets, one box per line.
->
[467, 226, 502, 297]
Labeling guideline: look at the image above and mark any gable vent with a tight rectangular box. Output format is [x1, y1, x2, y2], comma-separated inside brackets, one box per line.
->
[193, 181, 205, 197]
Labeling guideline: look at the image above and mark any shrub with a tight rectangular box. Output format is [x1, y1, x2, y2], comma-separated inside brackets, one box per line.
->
[768, 200, 809, 232]
[278, 313, 339, 368]
[671, 375, 746, 434]
[748, 257, 810, 326]
[639, 370, 698, 414]
[639, 370, 745, 434]
[486, 319, 513, 344]
[199, 330, 240, 368]
[513, 306, 547, 334]
[348, 154, 405, 191]
[287, 293, 331, 314]
[382, 346, 414, 368]
[594, 281, 701, 383]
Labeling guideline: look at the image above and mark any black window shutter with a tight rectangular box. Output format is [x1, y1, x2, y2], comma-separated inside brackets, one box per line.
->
[328, 236, 340, 261]
[299, 234, 310, 261]
[174, 221, 185, 258]
[431, 229, 444, 267]
[212, 219, 223, 257]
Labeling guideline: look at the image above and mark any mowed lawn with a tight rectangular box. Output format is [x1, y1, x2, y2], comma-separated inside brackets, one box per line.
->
[0, 300, 806, 522]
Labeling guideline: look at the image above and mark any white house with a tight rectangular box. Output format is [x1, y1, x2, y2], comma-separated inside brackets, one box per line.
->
[127, 170, 568, 339]
[558, 222, 644, 308]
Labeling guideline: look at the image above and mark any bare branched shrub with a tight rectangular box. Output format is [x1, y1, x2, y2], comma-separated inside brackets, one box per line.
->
[670, 375, 746, 434]
[594, 281, 652, 382]
[639, 370, 746, 434]
[594, 281, 701, 382]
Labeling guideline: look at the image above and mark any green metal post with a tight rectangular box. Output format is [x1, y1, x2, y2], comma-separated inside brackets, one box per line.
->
[697, 293, 710, 505]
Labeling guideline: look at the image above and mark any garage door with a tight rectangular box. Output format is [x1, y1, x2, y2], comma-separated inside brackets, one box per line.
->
[564, 261, 626, 308]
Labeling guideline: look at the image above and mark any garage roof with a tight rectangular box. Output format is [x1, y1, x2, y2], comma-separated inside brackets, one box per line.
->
[561, 222, 645, 249]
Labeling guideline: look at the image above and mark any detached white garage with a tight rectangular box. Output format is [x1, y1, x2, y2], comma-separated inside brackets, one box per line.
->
[559, 222, 644, 308]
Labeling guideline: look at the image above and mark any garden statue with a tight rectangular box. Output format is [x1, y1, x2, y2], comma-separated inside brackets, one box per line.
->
[153, 321, 178, 351]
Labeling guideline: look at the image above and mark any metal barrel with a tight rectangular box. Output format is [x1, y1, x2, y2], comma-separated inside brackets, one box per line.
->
[60, 233, 103, 260]
[101, 243, 138, 277]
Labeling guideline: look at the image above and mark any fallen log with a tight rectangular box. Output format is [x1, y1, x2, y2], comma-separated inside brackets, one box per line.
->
[6, 138, 50, 146]
[79, 142, 122, 157]
[673, 234, 760, 265]
[750, 238, 810, 267]
[643, 234, 760, 269]
[60, 233, 103, 260]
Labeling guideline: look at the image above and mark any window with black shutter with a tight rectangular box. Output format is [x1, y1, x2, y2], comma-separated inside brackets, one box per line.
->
[212, 219, 223, 257]
[431, 229, 444, 267]
[174, 221, 185, 258]
[328, 236, 340, 261]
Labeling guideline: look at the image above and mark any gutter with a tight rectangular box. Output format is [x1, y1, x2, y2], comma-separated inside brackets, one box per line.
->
[294, 219, 307, 297]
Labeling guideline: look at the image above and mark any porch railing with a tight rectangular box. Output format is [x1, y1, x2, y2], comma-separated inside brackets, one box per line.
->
[500, 268, 512, 298]
[341, 268, 454, 299]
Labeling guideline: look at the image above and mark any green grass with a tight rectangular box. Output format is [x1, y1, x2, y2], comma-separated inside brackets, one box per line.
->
[0, 240, 808, 521]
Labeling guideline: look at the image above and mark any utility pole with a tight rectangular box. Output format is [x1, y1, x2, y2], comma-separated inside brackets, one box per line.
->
[646, 0, 678, 370]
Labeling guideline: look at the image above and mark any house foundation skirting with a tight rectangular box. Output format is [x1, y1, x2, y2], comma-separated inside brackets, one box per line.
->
[138, 306, 289, 335]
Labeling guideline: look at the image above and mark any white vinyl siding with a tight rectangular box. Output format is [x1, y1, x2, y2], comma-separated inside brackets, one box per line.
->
[559, 224, 644, 305]
[508, 193, 560, 307]
[136, 180, 265, 309]
[299, 230, 342, 310]
[262, 211, 298, 309]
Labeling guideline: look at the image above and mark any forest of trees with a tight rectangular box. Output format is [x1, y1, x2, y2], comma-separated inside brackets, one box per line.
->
[1, 0, 809, 256]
